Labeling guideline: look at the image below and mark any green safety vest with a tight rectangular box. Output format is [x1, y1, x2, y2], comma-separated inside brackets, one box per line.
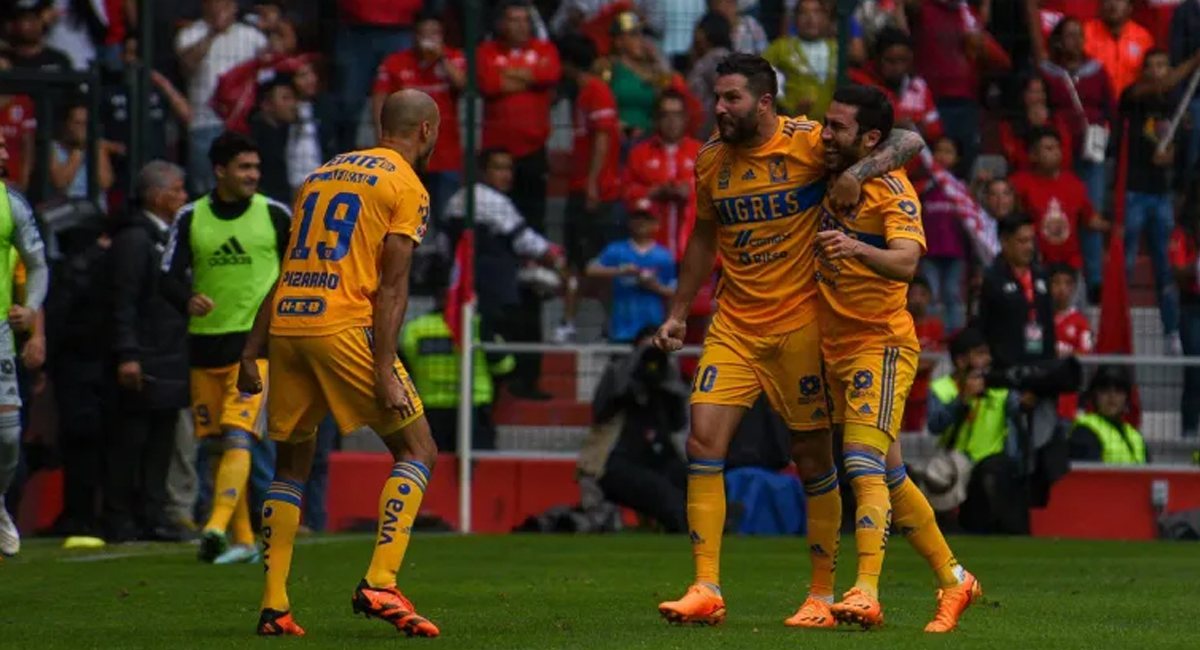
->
[400, 312, 515, 409]
[931, 375, 1010, 463]
[1073, 413, 1147, 464]
[0, 183, 14, 320]
[188, 194, 280, 335]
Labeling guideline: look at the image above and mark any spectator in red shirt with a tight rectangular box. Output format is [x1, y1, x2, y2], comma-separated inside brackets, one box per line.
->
[997, 76, 1075, 174]
[555, 34, 623, 343]
[903, 275, 945, 432]
[1133, 0, 1183, 48]
[1168, 191, 1200, 438]
[848, 27, 944, 144]
[622, 89, 702, 260]
[372, 9, 467, 224]
[0, 57, 35, 191]
[477, 0, 562, 232]
[1033, 16, 1114, 299]
[332, 0, 424, 150]
[1009, 127, 1107, 274]
[912, 0, 1009, 177]
[1049, 263, 1093, 419]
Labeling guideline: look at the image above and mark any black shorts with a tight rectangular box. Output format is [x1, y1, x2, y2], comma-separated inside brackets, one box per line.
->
[564, 194, 625, 271]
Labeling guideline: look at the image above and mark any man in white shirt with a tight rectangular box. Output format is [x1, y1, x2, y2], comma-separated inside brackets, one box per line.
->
[175, 0, 266, 194]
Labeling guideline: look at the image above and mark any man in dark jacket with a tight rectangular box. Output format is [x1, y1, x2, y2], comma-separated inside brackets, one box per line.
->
[975, 214, 1057, 372]
[104, 160, 192, 542]
[247, 76, 298, 204]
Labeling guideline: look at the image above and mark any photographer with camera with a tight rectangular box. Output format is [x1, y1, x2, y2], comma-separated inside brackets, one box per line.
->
[926, 328, 1026, 533]
[576, 327, 691, 532]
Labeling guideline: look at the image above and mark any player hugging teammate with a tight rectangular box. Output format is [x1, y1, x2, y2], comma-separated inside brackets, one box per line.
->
[654, 54, 982, 633]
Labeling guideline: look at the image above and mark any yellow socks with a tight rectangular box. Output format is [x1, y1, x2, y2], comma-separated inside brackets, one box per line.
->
[261, 479, 303, 611]
[687, 459, 725, 592]
[888, 465, 963, 588]
[230, 490, 255, 546]
[365, 461, 430, 589]
[204, 431, 253, 534]
[845, 451, 890, 599]
[802, 468, 841, 600]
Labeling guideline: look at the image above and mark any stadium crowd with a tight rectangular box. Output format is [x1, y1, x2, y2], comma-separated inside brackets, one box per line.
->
[0, 0, 1197, 552]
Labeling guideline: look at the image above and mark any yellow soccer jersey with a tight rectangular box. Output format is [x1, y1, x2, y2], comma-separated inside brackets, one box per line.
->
[815, 171, 926, 358]
[271, 147, 430, 337]
[695, 116, 827, 335]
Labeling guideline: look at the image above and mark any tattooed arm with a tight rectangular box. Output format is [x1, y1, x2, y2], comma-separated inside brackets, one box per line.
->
[845, 128, 926, 184]
[828, 128, 925, 210]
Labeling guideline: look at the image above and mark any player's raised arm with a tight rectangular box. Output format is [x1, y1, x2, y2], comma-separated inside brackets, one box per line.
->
[827, 127, 925, 210]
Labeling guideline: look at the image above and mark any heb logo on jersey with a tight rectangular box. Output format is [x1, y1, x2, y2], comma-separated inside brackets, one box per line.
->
[276, 296, 326, 316]
[209, 237, 252, 266]
[712, 181, 824, 226]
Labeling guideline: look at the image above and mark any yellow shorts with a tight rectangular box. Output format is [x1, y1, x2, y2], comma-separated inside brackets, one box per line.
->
[267, 327, 424, 443]
[190, 361, 268, 438]
[825, 345, 918, 441]
[690, 319, 828, 431]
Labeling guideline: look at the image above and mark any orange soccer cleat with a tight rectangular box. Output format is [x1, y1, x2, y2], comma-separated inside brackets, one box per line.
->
[351, 579, 440, 638]
[831, 588, 884, 629]
[924, 570, 983, 633]
[658, 584, 727, 626]
[784, 596, 836, 629]
[257, 608, 306, 636]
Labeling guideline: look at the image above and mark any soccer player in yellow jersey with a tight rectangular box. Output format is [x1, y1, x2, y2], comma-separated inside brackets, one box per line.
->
[653, 54, 925, 627]
[237, 90, 441, 638]
[815, 85, 982, 631]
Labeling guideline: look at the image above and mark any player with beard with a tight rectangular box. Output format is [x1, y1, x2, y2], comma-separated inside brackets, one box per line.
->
[238, 90, 441, 637]
[815, 85, 981, 631]
[654, 54, 925, 627]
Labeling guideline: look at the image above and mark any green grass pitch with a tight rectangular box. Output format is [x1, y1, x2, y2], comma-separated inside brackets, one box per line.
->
[1, 534, 1197, 649]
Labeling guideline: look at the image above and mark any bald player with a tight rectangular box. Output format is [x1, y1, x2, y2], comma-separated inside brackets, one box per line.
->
[239, 90, 441, 637]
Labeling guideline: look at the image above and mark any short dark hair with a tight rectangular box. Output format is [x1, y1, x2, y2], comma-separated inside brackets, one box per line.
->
[633, 325, 658, 345]
[1025, 125, 1060, 152]
[1047, 16, 1080, 52]
[208, 131, 259, 169]
[414, 6, 444, 25]
[258, 74, 294, 106]
[997, 213, 1034, 238]
[654, 88, 689, 118]
[1048, 262, 1078, 282]
[556, 34, 597, 71]
[478, 146, 511, 170]
[496, 0, 529, 19]
[831, 84, 894, 143]
[696, 12, 733, 51]
[873, 26, 912, 60]
[909, 274, 931, 292]
[715, 52, 777, 101]
[949, 327, 988, 363]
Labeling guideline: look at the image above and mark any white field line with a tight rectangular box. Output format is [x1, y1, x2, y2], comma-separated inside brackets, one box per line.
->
[56, 534, 377, 563]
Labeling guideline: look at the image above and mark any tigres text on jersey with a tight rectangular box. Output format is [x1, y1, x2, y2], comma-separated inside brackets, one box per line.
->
[815, 170, 926, 358]
[694, 116, 828, 335]
[270, 147, 430, 337]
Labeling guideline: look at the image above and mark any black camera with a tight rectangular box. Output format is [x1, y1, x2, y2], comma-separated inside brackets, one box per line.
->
[633, 343, 670, 388]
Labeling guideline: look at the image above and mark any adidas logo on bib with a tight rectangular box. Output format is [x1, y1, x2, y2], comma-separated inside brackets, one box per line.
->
[209, 237, 253, 266]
